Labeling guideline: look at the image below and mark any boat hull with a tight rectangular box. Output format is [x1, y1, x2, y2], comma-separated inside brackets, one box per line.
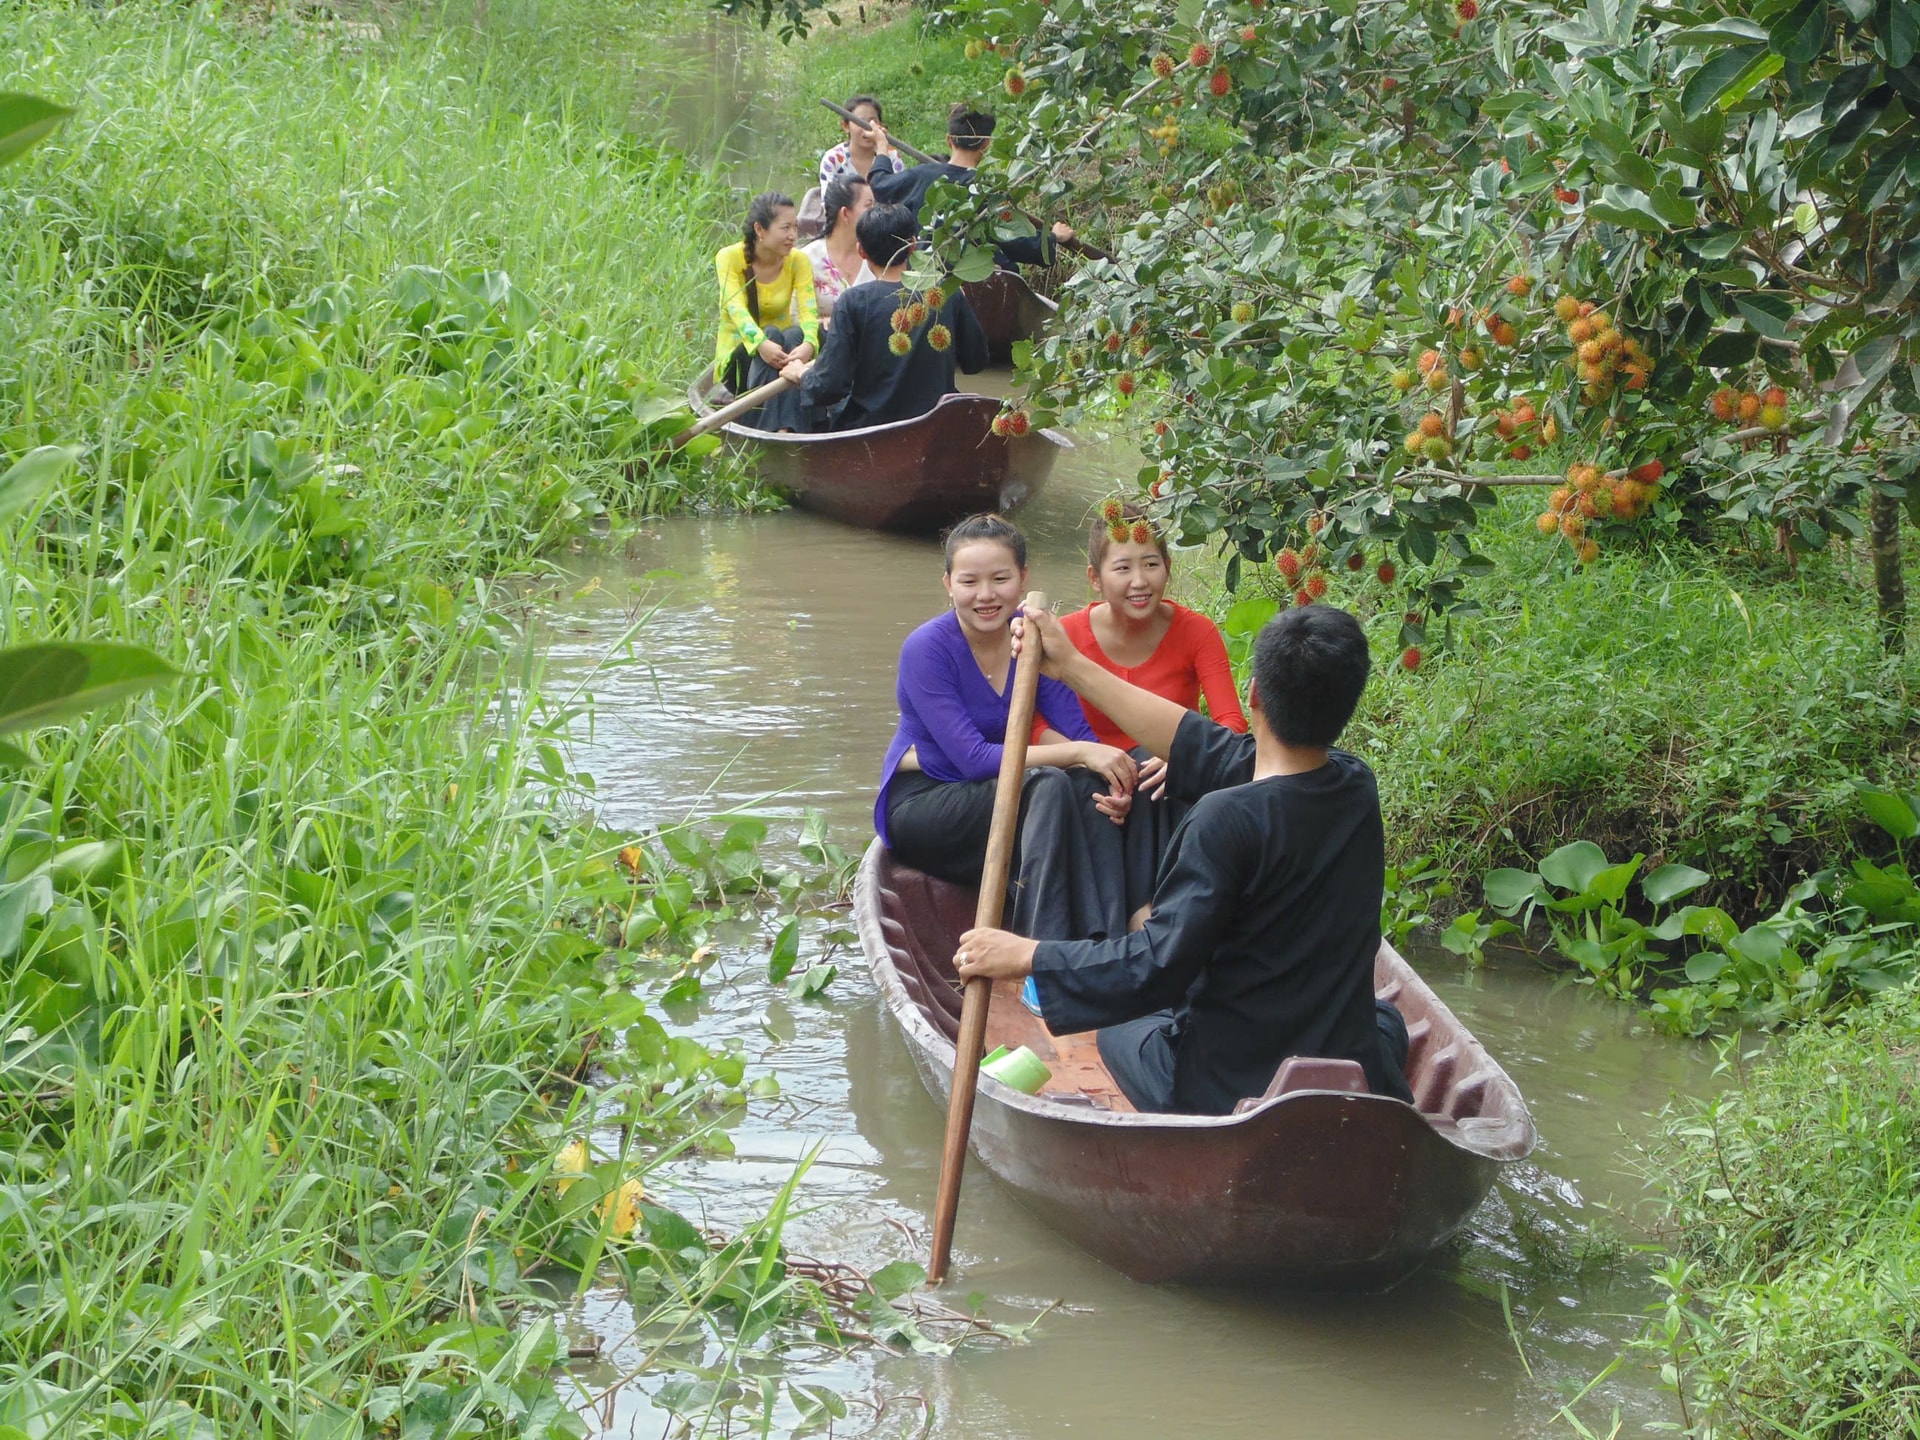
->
[853, 841, 1536, 1287]
[961, 271, 1057, 366]
[688, 381, 1067, 535]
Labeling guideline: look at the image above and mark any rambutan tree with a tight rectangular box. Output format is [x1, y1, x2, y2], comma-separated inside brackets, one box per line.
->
[737, 0, 1920, 650]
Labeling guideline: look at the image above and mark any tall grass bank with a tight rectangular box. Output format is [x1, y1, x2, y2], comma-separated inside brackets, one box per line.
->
[0, 3, 830, 1435]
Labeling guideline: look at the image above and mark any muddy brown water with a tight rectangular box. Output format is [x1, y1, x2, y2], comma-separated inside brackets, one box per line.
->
[532, 418, 1713, 1438]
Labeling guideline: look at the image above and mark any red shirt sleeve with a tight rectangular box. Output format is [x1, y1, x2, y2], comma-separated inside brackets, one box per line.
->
[1177, 607, 1249, 732]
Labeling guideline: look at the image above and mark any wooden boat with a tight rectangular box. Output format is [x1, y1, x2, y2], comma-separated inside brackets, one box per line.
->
[960, 269, 1057, 366]
[687, 373, 1068, 535]
[853, 840, 1539, 1288]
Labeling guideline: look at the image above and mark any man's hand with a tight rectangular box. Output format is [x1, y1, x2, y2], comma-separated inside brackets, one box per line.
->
[1050, 221, 1077, 243]
[872, 122, 895, 156]
[955, 927, 1037, 982]
[1010, 608, 1076, 679]
[779, 358, 810, 385]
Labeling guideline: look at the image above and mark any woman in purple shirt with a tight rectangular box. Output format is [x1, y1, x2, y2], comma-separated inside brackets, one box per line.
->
[878, 514, 1139, 942]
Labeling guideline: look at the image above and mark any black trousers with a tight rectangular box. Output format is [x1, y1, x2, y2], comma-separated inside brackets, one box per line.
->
[1118, 746, 1188, 916]
[886, 767, 1130, 943]
[726, 324, 809, 432]
[1097, 1000, 1413, 1114]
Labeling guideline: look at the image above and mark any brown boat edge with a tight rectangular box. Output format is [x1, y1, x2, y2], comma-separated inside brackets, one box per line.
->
[853, 838, 1540, 1289]
[687, 369, 1070, 535]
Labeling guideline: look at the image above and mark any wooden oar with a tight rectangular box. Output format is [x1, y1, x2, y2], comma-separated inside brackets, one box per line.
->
[667, 375, 794, 449]
[819, 98, 1114, 264]
[819, 97, 939, 165]
[928, 591, 1048, 1286]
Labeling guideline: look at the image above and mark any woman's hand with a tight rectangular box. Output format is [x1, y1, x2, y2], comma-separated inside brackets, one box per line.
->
[757, 337, 790, 367]
[1076, 742, 1138, 798]
[1094, 787, 1132, 826]
[789, 341, 815, 364]
[955, 927, 1037, 982]
[1139, 754, 1170, 800]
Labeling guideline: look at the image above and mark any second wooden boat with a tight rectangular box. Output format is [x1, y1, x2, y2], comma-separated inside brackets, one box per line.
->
[853, 840, 1538, 1288]
[960, 270, 1057, 365]
[687, 373, 1068, 534]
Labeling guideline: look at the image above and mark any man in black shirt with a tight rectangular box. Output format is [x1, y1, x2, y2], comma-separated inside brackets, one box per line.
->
[868, 104, 1075, 271]
[780, 203, 990, 431]
[955, 605, 1415, 1115]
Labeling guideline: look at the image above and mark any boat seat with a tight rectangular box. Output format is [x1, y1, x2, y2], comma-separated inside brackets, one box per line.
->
[1232, 1056, 1369, 1114]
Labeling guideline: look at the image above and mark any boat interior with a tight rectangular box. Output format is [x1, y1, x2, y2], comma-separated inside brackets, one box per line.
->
[872, 857, 1534, 1143]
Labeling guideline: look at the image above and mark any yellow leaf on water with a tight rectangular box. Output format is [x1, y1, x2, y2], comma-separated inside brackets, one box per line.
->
[599, 1177, 646, 1239]
[554, 1139, 590, 1194]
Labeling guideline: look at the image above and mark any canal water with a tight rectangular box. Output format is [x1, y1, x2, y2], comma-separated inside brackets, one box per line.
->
[522, 16, 1716, 1433]
[534, 421, 1713, 1438]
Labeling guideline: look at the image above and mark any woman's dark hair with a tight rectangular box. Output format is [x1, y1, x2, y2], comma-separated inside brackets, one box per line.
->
[821, 171, 871, 238]
[1088, 501, 1172, 573]
[855, 202, 918, 269]
[844, 93, 884, 124]
[948, 104, 996, 151]
[1250, 605, 1370, 747]
[943, 513, 1027, 573]
[740, 190, 794, 324]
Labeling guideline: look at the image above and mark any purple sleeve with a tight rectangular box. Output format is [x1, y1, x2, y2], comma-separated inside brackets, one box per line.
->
[898, 629, 1004, 782]
[1038, 675, 1097, 742]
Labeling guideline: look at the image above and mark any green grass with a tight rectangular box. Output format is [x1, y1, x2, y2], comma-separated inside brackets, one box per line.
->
[1634, 987, 1920, 1437]
[0, 2, 839, 1434]
[1194, 494, 1920, 920]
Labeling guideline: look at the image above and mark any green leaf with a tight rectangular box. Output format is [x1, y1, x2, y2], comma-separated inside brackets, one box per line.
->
[0, 93, 73, 168]
[1883, 0, 1917, 67]
[868, 1260, 926, 1299]
[1768, 0, 1828, 63]
[0, 446, 81, 524]
[0, 740, 27, 768]
[1857, 785, 1920, 839]
[0, 643, 180, 734]
[1643, 864, 1713, 904]
[1682, 44, 1763, 117]
[1734, 293, 1796, 341]
[1683, 951, 1729, 982]
[767, 916, 800, 983]
[952, 246, 998, 283]
[1483, 868, 1545, 913]
[1538, 840, 1615, 895]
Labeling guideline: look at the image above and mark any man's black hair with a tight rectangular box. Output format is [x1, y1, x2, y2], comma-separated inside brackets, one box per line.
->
[855, 202, 918, 269]
[1250, 606, 1370, 748]
[947, 104, 996, 151]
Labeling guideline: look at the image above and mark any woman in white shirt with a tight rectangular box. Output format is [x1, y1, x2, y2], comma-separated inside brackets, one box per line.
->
[817, 94, 903, 187]
[801, 171, 877, 327]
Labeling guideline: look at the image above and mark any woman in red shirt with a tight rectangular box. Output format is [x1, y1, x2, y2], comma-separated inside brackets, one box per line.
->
[1061, 503, 1247, 913]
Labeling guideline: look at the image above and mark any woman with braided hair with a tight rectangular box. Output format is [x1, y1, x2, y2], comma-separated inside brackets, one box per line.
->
[712, 192, 818, 426]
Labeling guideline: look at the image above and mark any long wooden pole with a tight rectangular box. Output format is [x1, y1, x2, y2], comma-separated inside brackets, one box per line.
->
[819, 97, 939, 164]
[818, 99, 1115, 264]
[927, 591, 1048, 1285]
[667, 375, 794, 449]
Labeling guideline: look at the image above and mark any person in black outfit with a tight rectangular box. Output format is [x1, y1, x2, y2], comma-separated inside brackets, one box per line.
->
[780, 203, 990, 431]
[867, 104, 1076, 271]
[954, 604, 1416, 1116]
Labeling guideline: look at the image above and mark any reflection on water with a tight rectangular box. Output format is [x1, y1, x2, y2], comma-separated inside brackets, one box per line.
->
[534, 438, 1705, 1436]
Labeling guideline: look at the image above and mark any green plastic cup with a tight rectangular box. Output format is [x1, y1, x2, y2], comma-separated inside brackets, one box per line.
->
[980, 1044, 1052, 1095]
